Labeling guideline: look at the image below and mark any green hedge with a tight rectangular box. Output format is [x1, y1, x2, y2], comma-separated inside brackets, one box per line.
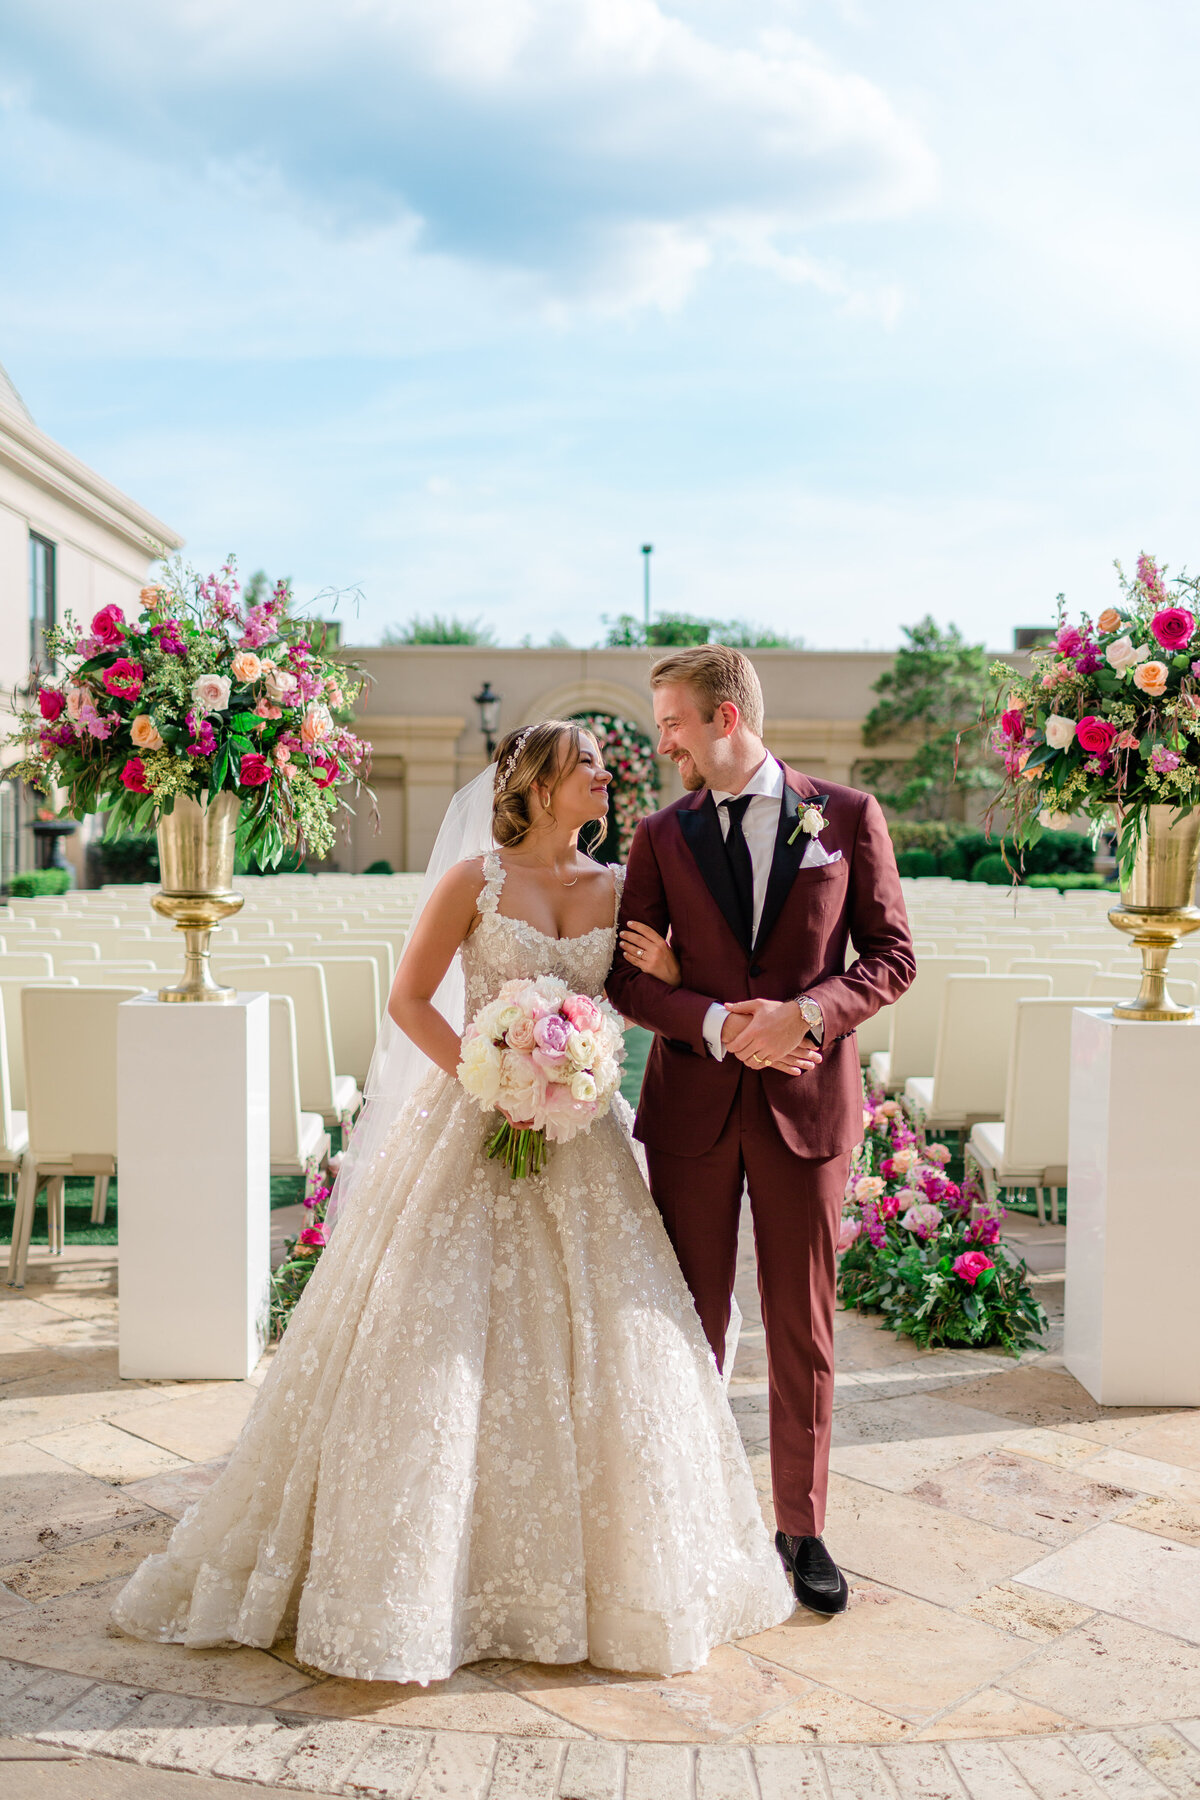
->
[887, 820, 969, 856]
[1026, 871, 1117, 891]
[895, 848, 941, 877]
[970, 853, 1012, 885]
[7, 868, 71, 897]
[893, 825, 1096, 882]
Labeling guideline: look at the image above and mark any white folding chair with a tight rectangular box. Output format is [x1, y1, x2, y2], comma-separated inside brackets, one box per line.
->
[0, 954, 56, 979]
[1006, 958, 1103, 994]
[222, 964, 361, 1129]
[0, 977, 80, 1110]
[869, 957, 989, 1093]
[268, 995, 331, 1192]
[903, 973, 1053, 1132]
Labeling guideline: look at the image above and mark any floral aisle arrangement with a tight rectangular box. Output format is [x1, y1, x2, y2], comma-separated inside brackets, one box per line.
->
[837, 1098, 1047, 1354]
[570, 712, 659, 858]
[269, 1182, 330, 1337]
[458, 976, 626, 1177]
[8, 557, 372, 866]
[989, 554, 1200, 879]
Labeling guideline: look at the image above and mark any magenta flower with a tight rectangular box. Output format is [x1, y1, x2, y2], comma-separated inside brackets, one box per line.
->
[967, 1212, 1002, 1246]
[77, 699, 114, 740]
[1137, 553, 1168, 604]
[1056, 624, 1084, 658]
[1074, 642, 1103, 674]
[151, 620, 187, 657]
[953, 1250, 994, 1285]
[1000, 706, 1026, 742]
[1151, 607, 1195, 653]
[298, 1225, 327, 1247]
[1151, 747, 1181, 774]
[185, 711, 217, 758]
[89, 604, 126, 649]
[37, 687, 65, 722]
[101, 658, 144, 702]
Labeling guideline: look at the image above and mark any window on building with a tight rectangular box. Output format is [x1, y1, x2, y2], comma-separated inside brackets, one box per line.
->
[29, 532, 56, 672]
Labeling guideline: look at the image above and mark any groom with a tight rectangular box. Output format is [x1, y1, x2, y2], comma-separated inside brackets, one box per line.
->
[607, 645, 914, 1613]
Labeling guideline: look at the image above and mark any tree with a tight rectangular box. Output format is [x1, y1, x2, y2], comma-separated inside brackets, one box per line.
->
[859, 617, 992, 820]
[381, 615, 496, 645]
[603, 613, 804, 648]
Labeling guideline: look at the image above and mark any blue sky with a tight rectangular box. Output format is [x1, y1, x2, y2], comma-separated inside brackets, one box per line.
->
[2, 0, 1198, 649]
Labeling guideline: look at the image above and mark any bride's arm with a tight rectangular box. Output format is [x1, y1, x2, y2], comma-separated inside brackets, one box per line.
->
[387, 862, 484, 1078]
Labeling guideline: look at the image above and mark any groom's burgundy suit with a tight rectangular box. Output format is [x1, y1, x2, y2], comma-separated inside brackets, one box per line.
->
[607, 764, 914, 1538]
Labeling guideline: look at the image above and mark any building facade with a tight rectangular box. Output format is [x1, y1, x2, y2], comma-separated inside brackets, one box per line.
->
[0, 363, 183, 881]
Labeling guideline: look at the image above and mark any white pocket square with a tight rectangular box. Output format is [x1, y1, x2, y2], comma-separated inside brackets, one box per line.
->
[799, 840, 842, 870]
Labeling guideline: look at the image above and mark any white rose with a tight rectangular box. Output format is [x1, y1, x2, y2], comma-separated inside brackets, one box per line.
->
[1044, 714, 1076, 750]
[566, 1028, 595, 1068]
[494, 1004, 523, 1037]
[459, 1035, 502, 1105]
[263, 664, 298, 703]
[1105, 636, 1148, 674]
[569, 1070, 597, 1104]
[801, 805, 826, 837]
[498, 1050, 542, 1123]
[191, 673, 231, 714]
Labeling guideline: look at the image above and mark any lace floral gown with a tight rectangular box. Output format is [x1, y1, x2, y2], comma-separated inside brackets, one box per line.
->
[111, 855, 793, 1682]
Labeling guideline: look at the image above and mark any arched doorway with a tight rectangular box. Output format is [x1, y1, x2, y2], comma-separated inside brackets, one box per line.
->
[570, 712, 660, 864]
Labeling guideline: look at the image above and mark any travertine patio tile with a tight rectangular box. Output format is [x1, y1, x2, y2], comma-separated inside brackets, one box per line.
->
[30, 1421, 190, 1486]
[1001, 1429, 1115, 1471]
[1067, 1449, 1200, 1508]
[960, 1582, 1095, 1643]
[1056, 1411, 1186, 1450]
[824, 1472, 1041, 1606]
[731, 1685, 913, 1745]
[0, 1380, 171, 1447]
[0, 1583, 26, 1616]
[943, 1739, 1040, 1798]
[828, 1394, 1014, 1491]
[408, 1731, 496, 1800]
[1115, 1723, 1200, 1795]
[18, 1317, 117, 1351]
[27, 1293, 120, 1323]
[1070, 1730, 1184, 1796]
[487, 1736, 565, 1800]
[821, 1743, 894, 1797]
[287, 1667, 587, 1739]
[0, 1666, 95, 1732]
[944, 1366, 1111, 1429]
[748, 1742, 827, 1797]
[0, 1440, 156, 1562]
[0, 1577, 311, 1704]
[123, 1457, 229, 1521]
[1003, 1734, 1116, 1799]
[105, 1384, 259, 1462]
[1116, 1495, 1200, 1550]
[914, 1687, 1076, 1740]
[339, 1723, 429, 1796]
[1006, 1613, 1200, 1727]
[739, 1581, 1029, 1722]
[908, 1451, 1139, 1546]
[0, 1515, 173, 1602]
[0, 1295, 68, 1329]
[477, 1645, 808, 1743]
[1111, 1414, 1200, 1476]
[1015, 1522, 1200, 1646]
[878, 1741, 963, 1798]
[276, 1717, 382, 1791]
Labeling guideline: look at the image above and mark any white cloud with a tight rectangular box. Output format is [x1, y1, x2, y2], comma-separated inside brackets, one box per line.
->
[0, 0, 935, 310]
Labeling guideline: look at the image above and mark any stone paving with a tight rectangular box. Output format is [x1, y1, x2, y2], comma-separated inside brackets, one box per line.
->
[0, 1218, 1198, 1798]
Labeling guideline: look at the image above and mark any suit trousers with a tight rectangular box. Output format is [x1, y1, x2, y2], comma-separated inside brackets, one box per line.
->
[644, 1065, 851, 1539]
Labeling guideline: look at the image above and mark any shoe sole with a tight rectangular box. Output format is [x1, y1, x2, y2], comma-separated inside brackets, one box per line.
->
[794, 1574, 849, 1615]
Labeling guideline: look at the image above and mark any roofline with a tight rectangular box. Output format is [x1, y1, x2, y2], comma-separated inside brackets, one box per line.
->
[0, 406, 184, 558]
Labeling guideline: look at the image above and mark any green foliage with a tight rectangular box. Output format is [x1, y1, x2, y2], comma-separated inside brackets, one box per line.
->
[838, 1228, 1047, 1354]
[603, 613, 804, 649]
[895, 848, 940, 877]
[860, 617, 992, 820]
[364, 858, 394, 874]
[86, 831, 159, 886]
[887, 819, 969, 856]
[382, 615, 496, 645]
[1026, 871, 1117, 890]
[8, 868, 70, 897]
[970, 852, 1011, 884]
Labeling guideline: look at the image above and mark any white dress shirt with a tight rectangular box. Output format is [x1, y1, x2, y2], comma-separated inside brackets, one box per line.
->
[700, 755, 822, 1060]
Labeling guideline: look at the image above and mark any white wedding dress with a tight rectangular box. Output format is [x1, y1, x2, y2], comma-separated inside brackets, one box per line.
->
[111, 854, 793, 1682]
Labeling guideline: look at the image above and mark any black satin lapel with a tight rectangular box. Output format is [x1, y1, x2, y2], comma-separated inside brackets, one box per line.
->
[753, 782, 805, 956]
[678, 795, 750, 953]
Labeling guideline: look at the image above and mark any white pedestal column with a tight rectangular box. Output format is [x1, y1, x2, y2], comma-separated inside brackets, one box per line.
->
[118, 993, 270, 1381]
[1066, 1006, 1200, 1406]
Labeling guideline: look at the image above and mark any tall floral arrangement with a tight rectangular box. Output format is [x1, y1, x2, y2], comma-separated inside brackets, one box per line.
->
[570, 712, 659, 857]
[988, 554, 1200, 879]
[8, 557, 372, 865]
[838, 1098, 1046, 1354]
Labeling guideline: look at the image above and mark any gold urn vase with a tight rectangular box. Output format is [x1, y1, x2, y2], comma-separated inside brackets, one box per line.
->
[151, 791, 244, 1002]
[1108, 805, 1200, 1021]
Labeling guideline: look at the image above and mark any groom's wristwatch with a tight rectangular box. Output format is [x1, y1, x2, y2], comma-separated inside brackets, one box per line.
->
[795, 995, 824, 1044]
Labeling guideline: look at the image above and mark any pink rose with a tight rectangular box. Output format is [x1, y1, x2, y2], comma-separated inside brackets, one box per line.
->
[254, 698, 282, 720]
[837, 1218, 863, 1252]
[120, 757, 150, 794]
[1000, 706, 1026, 742]
[505, 1016, 537, 1053]
[231, 651, 263, 683]
[876, 1193, 902, 1221]
[562, 994, 601, 1032]
[1151, 607, 1195, 652]
[299, 1225, 327, 1248]
[101, 658, 144, 701]
[1076, 715, 1116, 755]
[532, 1014, 572, 1063]
[37, 688, 65, 721]
[90, 604, 125, 648]
[239, 753, 271, 787]
[952, 1250, 994, 1285]
[300, 703, 333, 746]
[191, 673, 231, 714]
[901, 1202, 943, 1240]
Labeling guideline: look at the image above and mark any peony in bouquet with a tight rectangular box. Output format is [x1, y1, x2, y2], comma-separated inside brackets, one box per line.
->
[457, 975, 626, 1178]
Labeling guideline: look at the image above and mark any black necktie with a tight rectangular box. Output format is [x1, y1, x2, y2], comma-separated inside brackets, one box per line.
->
[721, 795, 755, 945]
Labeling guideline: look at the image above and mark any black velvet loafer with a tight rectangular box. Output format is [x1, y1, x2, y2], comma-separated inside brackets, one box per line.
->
[776, 1531, 849, 1614]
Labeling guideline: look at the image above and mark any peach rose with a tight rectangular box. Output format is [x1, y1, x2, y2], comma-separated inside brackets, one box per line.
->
[254, 698, 282, 720]
[273, 744, 291, 767]
[130, 714, 164, 751]
[300, 703, 333, 746]
[1133, 660, 1169, 697]
[1097, 607, 1122, 634]
[138, 585, 166, 609]
[231, 651, 263, 683]
[505, 1016, 537, 1053]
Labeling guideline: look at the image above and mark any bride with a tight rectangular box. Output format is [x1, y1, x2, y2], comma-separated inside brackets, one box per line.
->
[111, 719, 794, 1683]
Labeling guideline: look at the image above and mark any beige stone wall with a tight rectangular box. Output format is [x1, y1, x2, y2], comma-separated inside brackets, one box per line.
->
[339, 643, 1019, 871]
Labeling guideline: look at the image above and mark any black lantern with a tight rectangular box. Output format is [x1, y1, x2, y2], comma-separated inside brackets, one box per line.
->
[473, 681, 502, 760]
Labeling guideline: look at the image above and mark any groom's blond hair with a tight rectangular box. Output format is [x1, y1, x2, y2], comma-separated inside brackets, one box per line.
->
[649, 644, 764, 737]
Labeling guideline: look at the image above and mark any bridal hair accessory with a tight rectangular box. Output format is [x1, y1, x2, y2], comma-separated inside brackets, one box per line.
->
[499, 727, 534, 791]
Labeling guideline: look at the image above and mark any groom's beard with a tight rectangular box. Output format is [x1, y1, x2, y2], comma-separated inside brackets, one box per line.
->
[674, 754, 707, 792]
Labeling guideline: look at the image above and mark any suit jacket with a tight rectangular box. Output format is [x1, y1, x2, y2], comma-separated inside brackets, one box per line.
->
[606, 764, 915, 1160]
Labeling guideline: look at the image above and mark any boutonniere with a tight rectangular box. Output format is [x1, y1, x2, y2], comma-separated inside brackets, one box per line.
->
[787, 793, 829, 847]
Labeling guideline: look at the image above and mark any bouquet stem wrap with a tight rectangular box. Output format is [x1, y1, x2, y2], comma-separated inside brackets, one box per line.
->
[485, 1119, 547, 1179]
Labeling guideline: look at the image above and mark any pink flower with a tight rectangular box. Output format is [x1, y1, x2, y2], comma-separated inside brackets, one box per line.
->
[953, 1250, 994, 1285]
[1075, 642, 1103, 675]
[1075, 715, 1115, 754]
[254, 698, 282, 720]
[185, 713, 217, 758]
[77, 699, 113, 740]
[562, 994, 601, 1032]
[191, 673, 231, 714]
[120, 757, 150, 794]
[837, 1218, 863, 1252]
[1000, 706, 1026, 742]
[901, 1202, 943, 1240]
[967, 1213, 1002, 1246]
[1115, 730, 1140, 750]
[299, 1225, 327, 1248]
[926, 1142, 951, 1165]
[263, 663, 298, 703]
[151, 620, 187, 657]
[1151, 607, 1195, 653]
[239, 753, 271, 787]
[532, 1014, 572, 1063]
[876, 1192, 902, 1221]
[89, 604, 125, 648]
[37, 688, 65, 721]
[1151, 747, 1181, 774]
[1055, 624, 1084, 658]
[310, 751, 340, 789]
[1137, 554, 1168, 603]
[239, 603, 279, 649]
[505, 1016, 537, 1053]
[101, 658, 144, 702]
[300, 703, 333, 746]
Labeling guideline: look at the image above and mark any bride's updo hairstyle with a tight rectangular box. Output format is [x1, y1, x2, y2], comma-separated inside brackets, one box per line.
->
[492, 719, 607, 851]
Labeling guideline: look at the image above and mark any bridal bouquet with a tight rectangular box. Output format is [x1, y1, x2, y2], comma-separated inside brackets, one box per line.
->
[458, 976, 626, 1178]
[7, 555, 372, 866]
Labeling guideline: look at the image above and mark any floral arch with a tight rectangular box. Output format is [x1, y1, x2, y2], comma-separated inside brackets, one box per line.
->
[569, 712, 660, 863]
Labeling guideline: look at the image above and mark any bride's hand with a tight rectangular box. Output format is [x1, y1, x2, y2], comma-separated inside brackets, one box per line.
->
[619, 921, 681, 987]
